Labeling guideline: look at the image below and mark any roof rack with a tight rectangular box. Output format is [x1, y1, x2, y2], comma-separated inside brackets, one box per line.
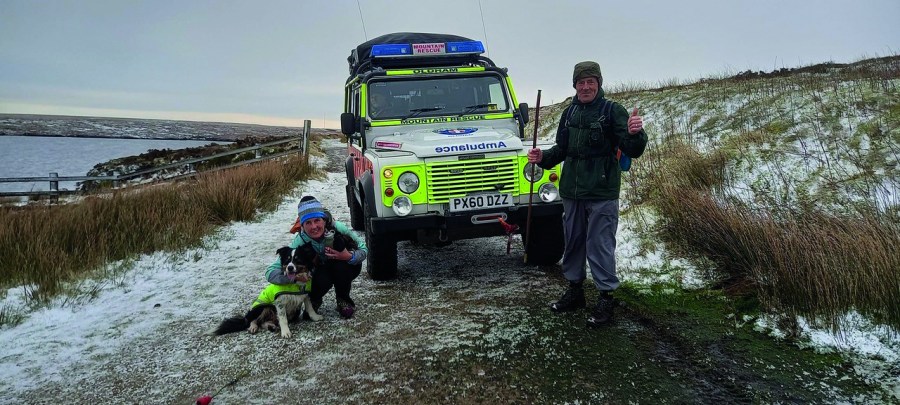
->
[348, 32, 492, 75]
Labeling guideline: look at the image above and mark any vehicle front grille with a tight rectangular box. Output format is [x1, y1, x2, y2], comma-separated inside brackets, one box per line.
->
[425, 156, 519, 203]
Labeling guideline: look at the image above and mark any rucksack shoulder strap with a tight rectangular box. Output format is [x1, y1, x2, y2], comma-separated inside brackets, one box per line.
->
[600, 99, 614, 121]
[563, 104, 576, 127]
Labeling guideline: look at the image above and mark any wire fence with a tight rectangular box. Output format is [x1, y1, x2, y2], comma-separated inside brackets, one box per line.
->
[0, 120, 313, 203]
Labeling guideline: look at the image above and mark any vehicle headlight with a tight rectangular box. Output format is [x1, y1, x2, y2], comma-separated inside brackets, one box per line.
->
[392, 195, 412, 216]
[538, 183, 558, 202]
[397, 171, 419, 194]
[523, 163, 544, 182]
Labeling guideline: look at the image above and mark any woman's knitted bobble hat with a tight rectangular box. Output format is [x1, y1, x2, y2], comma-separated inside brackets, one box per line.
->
[572, 61, 603, 88]
[298, 196, 327, 224]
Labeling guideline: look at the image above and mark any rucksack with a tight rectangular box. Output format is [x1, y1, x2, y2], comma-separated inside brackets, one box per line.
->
[563, 100, 631, 171]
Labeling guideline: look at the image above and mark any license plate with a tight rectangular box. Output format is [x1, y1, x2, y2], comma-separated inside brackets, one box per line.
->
[449, 193, 512, 213]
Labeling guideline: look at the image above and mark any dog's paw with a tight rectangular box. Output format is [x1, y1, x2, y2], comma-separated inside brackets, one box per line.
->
[281, 329, 293, 338]
[309, 313, 324, 322]
[248, 324, 259, 334]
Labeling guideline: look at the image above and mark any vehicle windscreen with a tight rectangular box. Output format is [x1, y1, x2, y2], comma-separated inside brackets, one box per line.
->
[368, 75, 509, 120]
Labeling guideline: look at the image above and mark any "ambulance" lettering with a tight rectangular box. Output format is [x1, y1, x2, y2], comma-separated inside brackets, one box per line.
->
[434, 141, 508, 153]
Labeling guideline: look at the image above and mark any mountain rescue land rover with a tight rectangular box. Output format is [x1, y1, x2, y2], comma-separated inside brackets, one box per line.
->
[340, 32, 564, 280]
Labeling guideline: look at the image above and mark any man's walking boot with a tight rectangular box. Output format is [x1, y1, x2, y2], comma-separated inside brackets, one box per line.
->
[550, 281, 586, 312]
[587, 291, 615, 327]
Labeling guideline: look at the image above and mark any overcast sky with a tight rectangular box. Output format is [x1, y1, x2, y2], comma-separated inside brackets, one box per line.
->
[1, 0, 898, 128]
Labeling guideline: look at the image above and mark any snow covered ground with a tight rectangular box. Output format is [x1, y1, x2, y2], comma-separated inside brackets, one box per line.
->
[0, 139, 897, 403]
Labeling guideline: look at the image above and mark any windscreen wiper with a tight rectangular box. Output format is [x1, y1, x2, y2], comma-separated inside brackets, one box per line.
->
[458, 104, 492, 116]
[402, 107, 444, 121]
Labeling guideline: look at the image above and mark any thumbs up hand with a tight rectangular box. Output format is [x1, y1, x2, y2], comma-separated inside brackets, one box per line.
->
[628, 107, 643, 135]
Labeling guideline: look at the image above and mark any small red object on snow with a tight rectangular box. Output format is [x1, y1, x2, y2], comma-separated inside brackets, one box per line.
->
[496, 218, 519, 255]
[497, 218, 519, 234]
[196, 395, 213, 405]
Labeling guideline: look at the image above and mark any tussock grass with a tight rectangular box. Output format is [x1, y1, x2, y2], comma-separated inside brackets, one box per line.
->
[612, 55, 900, 331]
[640, 133, 900, 331]
[755, 211, 900, 330]
[540, 56, 899, 333]
[0, 303, 24, 326]
[0, 154, 314, 307]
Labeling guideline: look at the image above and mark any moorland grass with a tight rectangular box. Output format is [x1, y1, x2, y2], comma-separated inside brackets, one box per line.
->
[617, 56, 900, 331]
[0, 154, 314, 308]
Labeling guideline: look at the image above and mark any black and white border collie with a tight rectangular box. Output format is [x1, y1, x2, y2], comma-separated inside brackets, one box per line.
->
[210, 246, 322, 338]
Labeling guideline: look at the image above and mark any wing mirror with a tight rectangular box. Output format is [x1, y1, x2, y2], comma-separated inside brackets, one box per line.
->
[340, 112, 357, 136]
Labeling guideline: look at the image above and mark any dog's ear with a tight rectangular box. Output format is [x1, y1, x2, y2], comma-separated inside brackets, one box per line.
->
[296, 243, 318, 267]
[324, 209, 334, 228]
[337, 233, 357, 251]
[332, 232, 347, 252]
[276, 246, 292, 266]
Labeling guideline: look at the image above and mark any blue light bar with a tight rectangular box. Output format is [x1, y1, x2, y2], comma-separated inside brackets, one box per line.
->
[447, 41, 485, 54]
[371, 40, 485, 58]
[371, 43, 413, 57]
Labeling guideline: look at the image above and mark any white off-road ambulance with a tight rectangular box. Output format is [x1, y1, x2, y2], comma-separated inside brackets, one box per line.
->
[340, 32, 564, 279]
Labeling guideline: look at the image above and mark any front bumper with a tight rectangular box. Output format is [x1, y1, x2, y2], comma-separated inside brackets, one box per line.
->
[370, 202, 563, 241]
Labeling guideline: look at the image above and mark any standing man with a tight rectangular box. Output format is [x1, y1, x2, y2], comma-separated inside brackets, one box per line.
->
[527, 61, 648, 327]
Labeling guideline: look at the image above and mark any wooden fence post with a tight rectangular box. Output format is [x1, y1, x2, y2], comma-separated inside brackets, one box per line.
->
[302, 120, 311, 169]
[302, 120, 311, 157]
[49, 172, 59, 204]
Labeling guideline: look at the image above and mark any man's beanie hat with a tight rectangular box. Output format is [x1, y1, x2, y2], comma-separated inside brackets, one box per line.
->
[298, 196, 326, 224]
[572, 61, 603, 87]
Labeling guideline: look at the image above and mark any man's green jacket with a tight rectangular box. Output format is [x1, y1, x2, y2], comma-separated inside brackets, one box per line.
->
[538, 89, 648, 200]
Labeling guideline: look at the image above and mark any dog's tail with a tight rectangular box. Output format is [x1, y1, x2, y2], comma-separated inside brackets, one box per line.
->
[209, 305, 272, 336]
[210, 316, 249, 335]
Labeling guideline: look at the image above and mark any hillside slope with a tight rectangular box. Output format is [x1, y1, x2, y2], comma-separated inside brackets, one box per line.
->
[526, 54, 899, 339]
[527, 56, 899, 212]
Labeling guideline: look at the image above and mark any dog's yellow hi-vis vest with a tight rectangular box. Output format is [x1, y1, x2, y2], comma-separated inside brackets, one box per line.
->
[252, 281, 312, 308]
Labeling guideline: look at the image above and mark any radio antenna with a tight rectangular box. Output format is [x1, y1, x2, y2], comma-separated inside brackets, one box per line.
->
[478, 0, 489, 56]
[357, 0, 368, 41]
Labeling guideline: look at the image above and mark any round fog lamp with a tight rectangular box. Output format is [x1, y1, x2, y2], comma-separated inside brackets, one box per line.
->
[392, 196, 412, 216]
[538, 183, 559, 202]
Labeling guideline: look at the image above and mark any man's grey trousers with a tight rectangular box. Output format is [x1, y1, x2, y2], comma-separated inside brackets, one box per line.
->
[561, 198, 620, 292]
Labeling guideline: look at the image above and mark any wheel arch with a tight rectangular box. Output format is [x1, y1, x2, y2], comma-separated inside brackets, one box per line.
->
[345, 155, 362, 205]
[359, 170, 377, 219]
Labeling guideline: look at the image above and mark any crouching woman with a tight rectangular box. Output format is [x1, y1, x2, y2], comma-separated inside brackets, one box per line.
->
[265, 196, 368, 318]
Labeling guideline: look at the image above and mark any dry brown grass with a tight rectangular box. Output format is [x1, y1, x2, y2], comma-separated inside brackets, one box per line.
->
[640, 140, 900, 331]
[0, 154, 314, 303]
[614, 55, 900, 331]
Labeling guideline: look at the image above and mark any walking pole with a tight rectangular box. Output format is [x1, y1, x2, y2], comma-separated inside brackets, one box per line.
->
[523, 89, 542, 264]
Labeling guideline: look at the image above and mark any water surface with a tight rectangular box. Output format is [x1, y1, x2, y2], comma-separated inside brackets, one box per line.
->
[0, 136, 226, 192]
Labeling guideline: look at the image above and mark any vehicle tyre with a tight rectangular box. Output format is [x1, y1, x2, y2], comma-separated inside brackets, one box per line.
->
[347, 184, 364, 231]
[522, 213, 565, 265]
[363, 199, 398, 280]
